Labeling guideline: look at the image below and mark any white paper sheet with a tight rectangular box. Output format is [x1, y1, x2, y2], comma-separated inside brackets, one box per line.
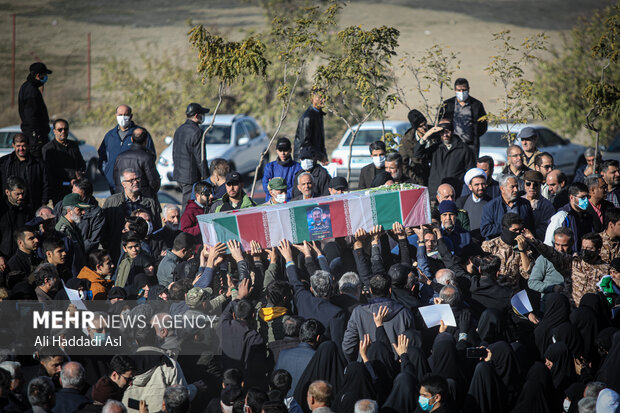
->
[511, 289, 533, 316]
[419, 304, 457, 328]
[64, 285, 87, 311]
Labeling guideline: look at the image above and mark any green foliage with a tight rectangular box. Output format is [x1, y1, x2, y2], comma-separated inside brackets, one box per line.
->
[79, 52, 209, 148]
[483, 30, 547, 141]
[536, 3, 619, 143]
[315, 25, 400, 180]
[396, 44, 461, 124]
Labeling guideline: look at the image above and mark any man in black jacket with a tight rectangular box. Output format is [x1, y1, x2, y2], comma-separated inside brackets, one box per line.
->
[414, 119, 475, 197]
[0, 133, 48, 212]
[42, 119, 86, 204]
[18, 62, 52, 159]
[439, 78, 488, 158]
[0, 177, 31, 272]
[113, 127, 160, 199]
[358, 141, 386, 190]
[293, 90, 327, 162]
[173, 103, 210, 208]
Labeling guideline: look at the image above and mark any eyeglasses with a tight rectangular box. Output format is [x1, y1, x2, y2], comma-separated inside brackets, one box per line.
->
[525, 181, 540, 188]
[123, 178, 140, 184]
[121, 374, 134, 382]
[540, 164, 554, 170]
[55, 128, 68, 132]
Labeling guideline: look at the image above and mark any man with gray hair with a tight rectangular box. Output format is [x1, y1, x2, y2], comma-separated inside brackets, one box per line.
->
[292, 171, 316, 201]
[578, 396, 597, 413]
[384, 152, 415, 184]
[27, 376, 56, 413]
[292, 147, 331, 199]
[53, 361, 89, 413]
[150, 203, 181, 259]
[354, 399, 378, 413]
[160, 385, 190, 412]
[55, 193, 90, 276]
[102, 167, 161, 262]
[480, 174, 534, 239]
[102, 399, 127, 413]
[331, 272, 362, 315]
[574, 147, 602, 183]
[0, 361, 23, 395]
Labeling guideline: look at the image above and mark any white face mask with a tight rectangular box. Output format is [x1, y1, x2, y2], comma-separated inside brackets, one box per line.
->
[146, 220, 153, 236]
[373, 155, 385, 168]
[563, 399, 571, 412]
[301, 159, 314, 171]
[116, 115, 131, 129]
[456, 90, 469, 102]
[274, 193, 286, 204]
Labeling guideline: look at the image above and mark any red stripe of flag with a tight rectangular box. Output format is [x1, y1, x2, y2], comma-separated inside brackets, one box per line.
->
[326, 199, 348, 238]
[236, 212, 268, 251]
[400, 188, 427, 227]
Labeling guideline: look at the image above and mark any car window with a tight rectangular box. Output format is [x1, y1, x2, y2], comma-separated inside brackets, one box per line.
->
[199, 125, 231, 144]
[242, 120, 260, 139]
[233, 122, 249, 144]
[342, 129, 387, 146]
[0, 133, 13, 148]
[479, 131, 510, 148]
[538, 128, 564, 147]
[607, 134, 620, 152]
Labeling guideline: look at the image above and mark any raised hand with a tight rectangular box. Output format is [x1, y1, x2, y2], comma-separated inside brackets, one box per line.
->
[392, 222, 406, 239]
[277, 239, 294, 262]
[391, 334, 410, 357]
[250, 240, 263, 258]
[227, 240, 244, 263]
[359, 334, 371, 363]
[373, 305, 389, 327]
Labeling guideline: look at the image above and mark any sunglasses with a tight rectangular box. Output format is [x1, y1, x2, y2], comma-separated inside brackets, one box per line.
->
[525, 181, 540, 188]
[56, 128, 68, 132]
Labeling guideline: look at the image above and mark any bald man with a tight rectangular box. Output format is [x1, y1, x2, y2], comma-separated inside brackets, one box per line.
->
[307, 380, 334, 413]
[99, 104, 156, 193]
[54, 361, 90, 413]
[436, 183, 470, 231]
[546, 169, 569, 209]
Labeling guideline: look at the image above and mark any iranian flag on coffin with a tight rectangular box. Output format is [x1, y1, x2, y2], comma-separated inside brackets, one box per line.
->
[197, 185, 431, 250]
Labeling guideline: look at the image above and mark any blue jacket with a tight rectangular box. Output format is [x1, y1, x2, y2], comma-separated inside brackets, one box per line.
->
[275, 342, 316, 397]
[262, 159, 302, 201]
[480, 196, 535, 239]
[531, 196, 556, 240]
[98, 122, 155, 189]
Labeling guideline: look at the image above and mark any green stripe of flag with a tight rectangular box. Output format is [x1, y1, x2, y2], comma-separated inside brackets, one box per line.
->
[372, 191, 402, 229]
[214, 215, 240, 244]
[291, 205, 311, 243]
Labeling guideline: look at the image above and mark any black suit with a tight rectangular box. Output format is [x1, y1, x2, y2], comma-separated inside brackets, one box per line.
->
[358, 163, 383, 189]
[0, 152, 48, 211]
[18, 74, 50, 156]
[293, 106, 326, 162]
[113, 144, 161, 199]
[41, 139, 86, 203]
[586, 199, 614, 233]
[439, 95, 488, 156]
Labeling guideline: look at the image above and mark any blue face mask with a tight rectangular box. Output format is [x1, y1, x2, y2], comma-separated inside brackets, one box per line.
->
[418, 395, 435, 411]
[577, 196, 589, 211]
[40, 75, 48, 84]
[93, 332, 107, 345]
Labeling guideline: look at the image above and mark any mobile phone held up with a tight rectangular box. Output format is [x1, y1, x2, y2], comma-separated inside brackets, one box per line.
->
[466, 347, 488, 359]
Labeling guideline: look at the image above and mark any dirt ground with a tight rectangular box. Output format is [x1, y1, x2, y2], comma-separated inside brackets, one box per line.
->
[0, 0, 612, 149]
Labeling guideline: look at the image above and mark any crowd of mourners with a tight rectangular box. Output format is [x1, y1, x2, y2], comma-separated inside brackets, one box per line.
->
[0, 63, 618, 413]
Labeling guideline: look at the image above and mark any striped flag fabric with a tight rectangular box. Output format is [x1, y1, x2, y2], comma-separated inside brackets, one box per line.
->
[198, 186, 431, 250]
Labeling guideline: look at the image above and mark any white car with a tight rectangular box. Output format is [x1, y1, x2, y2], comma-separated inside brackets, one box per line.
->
[157, 114, 269, 188]
[0, 125, 99, 182]
[479, 124, 587, 180]
[330, 120, 410, 182]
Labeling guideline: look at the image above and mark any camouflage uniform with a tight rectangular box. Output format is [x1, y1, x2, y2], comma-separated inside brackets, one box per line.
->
[599, 230, 620, 264]
[528, 238, 610, 306]
[482, 236, 533, 292]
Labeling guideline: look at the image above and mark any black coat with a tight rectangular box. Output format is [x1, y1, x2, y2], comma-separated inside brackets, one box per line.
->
[0, 152, 48, 211]
[113, 144, 161, 199]
[440, 95, 488, 154]
[0, 196, 31, 258]
[414, 137, 475, 196]
[18, 74, 50, 145]
[172, 119, 204, 184]
[42, 139, 86, 203]
[293, 106, 326, 162]
[358, 163, 383, 190]
[292, 165, 331, 198]
[586, 199, 614, 233]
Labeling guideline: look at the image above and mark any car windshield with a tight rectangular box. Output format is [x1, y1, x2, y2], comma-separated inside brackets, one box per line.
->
[479, 131, 513, 148]
[342, 129, 389, 146]
[199, 125, 231, 144]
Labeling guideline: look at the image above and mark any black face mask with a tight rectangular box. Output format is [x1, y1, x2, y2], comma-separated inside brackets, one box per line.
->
[579, 249, 598, 263]
[500, 228, 519, 246]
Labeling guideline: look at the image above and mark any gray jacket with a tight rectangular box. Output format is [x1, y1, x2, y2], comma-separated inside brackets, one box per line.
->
[156, 249, 182, 287]
[528, 255, 565, 296]
[342, 298, 414, 361]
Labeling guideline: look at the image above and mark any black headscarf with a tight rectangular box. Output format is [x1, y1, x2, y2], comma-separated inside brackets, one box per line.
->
[488, 341, 523, 398]
[429, 333, 461, 382]
[564, 382, 585, 413]
[293, 341, 345, 413]
[596, 331, 620, 393]
[366, 341, 398, 403]
[380, 372, 419, 413]
[535, 293, 571, 355]
[544, 342, 576, 390]
[332, 362, 376, 413]
[477, 308, 505, 345]
[464, 361, 508, 413]
[510, 362, 552, 413]
[551, 322, 584, 359]
[570, 305, 599, 362]
[405, 345, 431, 382]
[578, 293, 610, 329]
